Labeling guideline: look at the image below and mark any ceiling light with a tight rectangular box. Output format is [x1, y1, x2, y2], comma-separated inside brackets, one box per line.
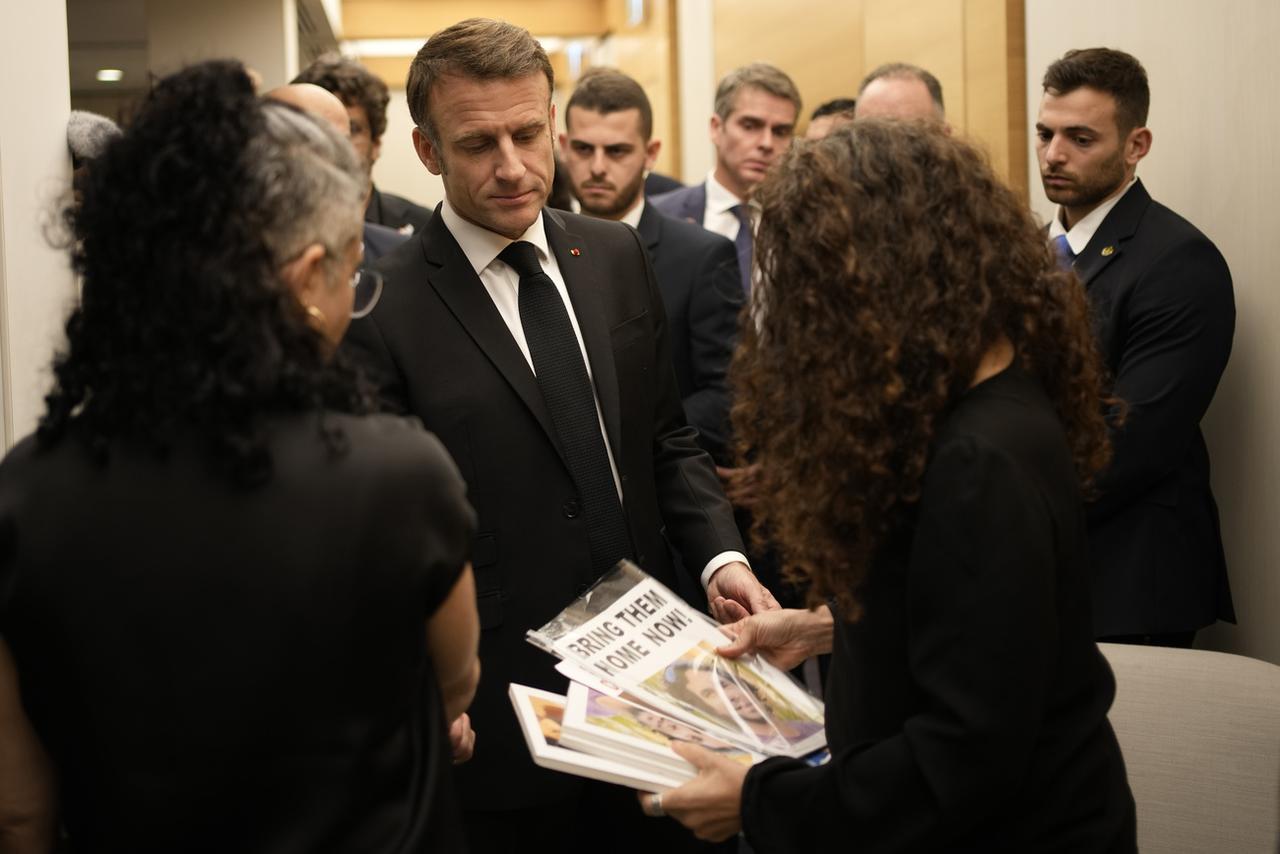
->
[96, 68, 124, 83]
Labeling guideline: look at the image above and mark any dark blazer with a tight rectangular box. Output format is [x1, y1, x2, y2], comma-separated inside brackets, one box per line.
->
[342, 205, 744, 811]
[644, 170, 684, 197]
[636, 202, 743, 462]
[362, 221, 408, 262]
[1071, 179, 1235, 636]
[364, 185, 434, 235]
[650, 181, 708, 226]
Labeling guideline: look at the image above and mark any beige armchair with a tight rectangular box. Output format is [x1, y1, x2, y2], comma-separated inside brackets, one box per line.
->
[1099, 642, 1280, 853]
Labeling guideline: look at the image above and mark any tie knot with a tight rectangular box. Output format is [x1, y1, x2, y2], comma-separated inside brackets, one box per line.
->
[730, 203, 753, 227]
[498, 240, 543, 279]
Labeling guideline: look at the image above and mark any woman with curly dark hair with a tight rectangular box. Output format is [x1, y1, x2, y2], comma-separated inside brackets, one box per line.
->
[645, 121, 1137, 851]
[0, 61, 478, 853]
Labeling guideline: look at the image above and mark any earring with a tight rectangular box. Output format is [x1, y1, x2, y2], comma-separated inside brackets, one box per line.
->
[306, 304, 327, 326]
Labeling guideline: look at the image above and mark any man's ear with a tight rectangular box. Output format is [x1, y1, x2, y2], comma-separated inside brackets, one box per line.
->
[412, 126, 443, 175]
[644, 138, 662, 172]
[709, 114, 722, 143]
[370, 136, 383, 165]
[1125, 126, 1152, 168]
[279, 242, 328, 303]
[558, 132, 571, 158]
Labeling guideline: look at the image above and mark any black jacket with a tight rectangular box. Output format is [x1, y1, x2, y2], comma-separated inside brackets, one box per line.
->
[1072, 179, 1235, 636]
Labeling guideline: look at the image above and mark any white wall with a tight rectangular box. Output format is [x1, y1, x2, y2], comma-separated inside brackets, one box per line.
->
[675, 0, 716, 184]
[0, 2, 77, 447]
[147, 0, 300, 90]
[371, 90, 444, 211]
[1025, 0, 1280, 665]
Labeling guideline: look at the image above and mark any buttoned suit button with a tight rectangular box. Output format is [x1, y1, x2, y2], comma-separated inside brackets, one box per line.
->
[562, 499, 580, 519]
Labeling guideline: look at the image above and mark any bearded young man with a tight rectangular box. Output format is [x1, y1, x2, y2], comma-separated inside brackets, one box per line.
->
[560, 68, 743, 465]
[1035, 47, 1235, 647]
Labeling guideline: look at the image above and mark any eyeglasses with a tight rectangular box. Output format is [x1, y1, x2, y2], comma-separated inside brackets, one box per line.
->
[350, 268, 383, 319]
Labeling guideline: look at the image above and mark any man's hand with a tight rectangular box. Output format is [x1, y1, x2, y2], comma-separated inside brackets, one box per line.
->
[638, 743, 747, 841]
[449, 713, 476, 764]
[706, 561, 779, 623]
[717, 606, 834, 671]
[715, 464, 762, 509]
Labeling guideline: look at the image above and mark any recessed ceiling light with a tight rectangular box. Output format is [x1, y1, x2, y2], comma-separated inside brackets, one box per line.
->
[96, 68, 124, 83]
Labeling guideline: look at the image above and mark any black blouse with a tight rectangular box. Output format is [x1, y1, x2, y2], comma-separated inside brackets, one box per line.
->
[742, 366, 1136, 852]
[0, 412, 475, 853]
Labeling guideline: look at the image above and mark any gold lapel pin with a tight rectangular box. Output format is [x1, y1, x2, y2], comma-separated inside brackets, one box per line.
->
[570, 248, 581, 256]
[1101, 246, 1115, 257]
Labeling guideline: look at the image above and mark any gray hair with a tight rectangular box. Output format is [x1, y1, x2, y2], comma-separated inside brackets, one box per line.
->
[251, 102, 366, 266]
[857, 63, 945, 117]
[714, 63, 802, 121]
[67, 110, 122, 165]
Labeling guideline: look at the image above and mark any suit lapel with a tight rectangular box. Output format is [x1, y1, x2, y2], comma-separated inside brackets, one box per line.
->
[544, 209, 624, 464]
[636, 202, 662, 253]
[420, 213, 566, 463]
[1073, 179, 1152, 287]
[689, 183, 708, 224]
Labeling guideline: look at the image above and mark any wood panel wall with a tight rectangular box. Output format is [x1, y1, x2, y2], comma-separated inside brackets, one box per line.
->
[709, 0, 1027, 195]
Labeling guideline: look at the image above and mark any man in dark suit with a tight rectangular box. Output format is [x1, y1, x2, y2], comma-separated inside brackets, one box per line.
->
[650, 62, 800, 295]
[1036, 47, 1235, 647]
[559, 68, 743, 464]
[342, 19, 776, 852]
[293, 53, 434, 235]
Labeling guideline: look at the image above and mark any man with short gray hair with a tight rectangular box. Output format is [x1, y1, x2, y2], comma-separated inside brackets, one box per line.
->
[651, 62, 801, 294]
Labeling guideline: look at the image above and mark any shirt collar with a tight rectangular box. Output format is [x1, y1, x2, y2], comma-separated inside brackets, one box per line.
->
[705, 170, 747, 216]
[441, 198, 552, 275]
[1048, 177, 1137, 254]
[620, 196, 645, 230]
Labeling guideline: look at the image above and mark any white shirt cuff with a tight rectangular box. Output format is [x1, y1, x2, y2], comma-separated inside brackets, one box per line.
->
[700, 551, 751, 590]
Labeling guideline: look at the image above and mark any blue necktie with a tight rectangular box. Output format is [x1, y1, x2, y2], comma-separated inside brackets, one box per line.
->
[730, 204, 754, 294]
[500, 241, 633, 578]
[1053, 234, 1076, 271]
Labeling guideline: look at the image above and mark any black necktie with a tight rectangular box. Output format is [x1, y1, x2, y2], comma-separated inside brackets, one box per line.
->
[498, 241, 633, 577]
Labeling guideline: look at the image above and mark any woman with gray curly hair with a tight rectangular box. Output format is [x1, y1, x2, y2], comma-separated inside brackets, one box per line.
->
[0, 60, 478, 853]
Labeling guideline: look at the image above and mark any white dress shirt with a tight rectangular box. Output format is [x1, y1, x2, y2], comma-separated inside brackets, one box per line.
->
[1048, 177, 1137, 254]
[439, 200, 746, 587]
[703, 171, 752, 240]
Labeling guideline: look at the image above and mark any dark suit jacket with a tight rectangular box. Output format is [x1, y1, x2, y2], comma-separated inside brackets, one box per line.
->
[636, 203, 743, 462]
[364, 185, 434, 235]
[362, 221, 408, 262]
[1071, 179, 1235, 636]
[650, 181, 708, 226]
[342, 205, 745, 810]
[644, 171, 684, 197]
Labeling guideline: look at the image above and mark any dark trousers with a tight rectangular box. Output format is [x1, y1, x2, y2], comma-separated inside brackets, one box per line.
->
[462, 780, 735, 854]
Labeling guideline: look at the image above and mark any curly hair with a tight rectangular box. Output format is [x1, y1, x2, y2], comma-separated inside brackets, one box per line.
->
[293, 53, 391, 142]
[733, 120, 1114, 617]
[42, 60, 376, 485]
